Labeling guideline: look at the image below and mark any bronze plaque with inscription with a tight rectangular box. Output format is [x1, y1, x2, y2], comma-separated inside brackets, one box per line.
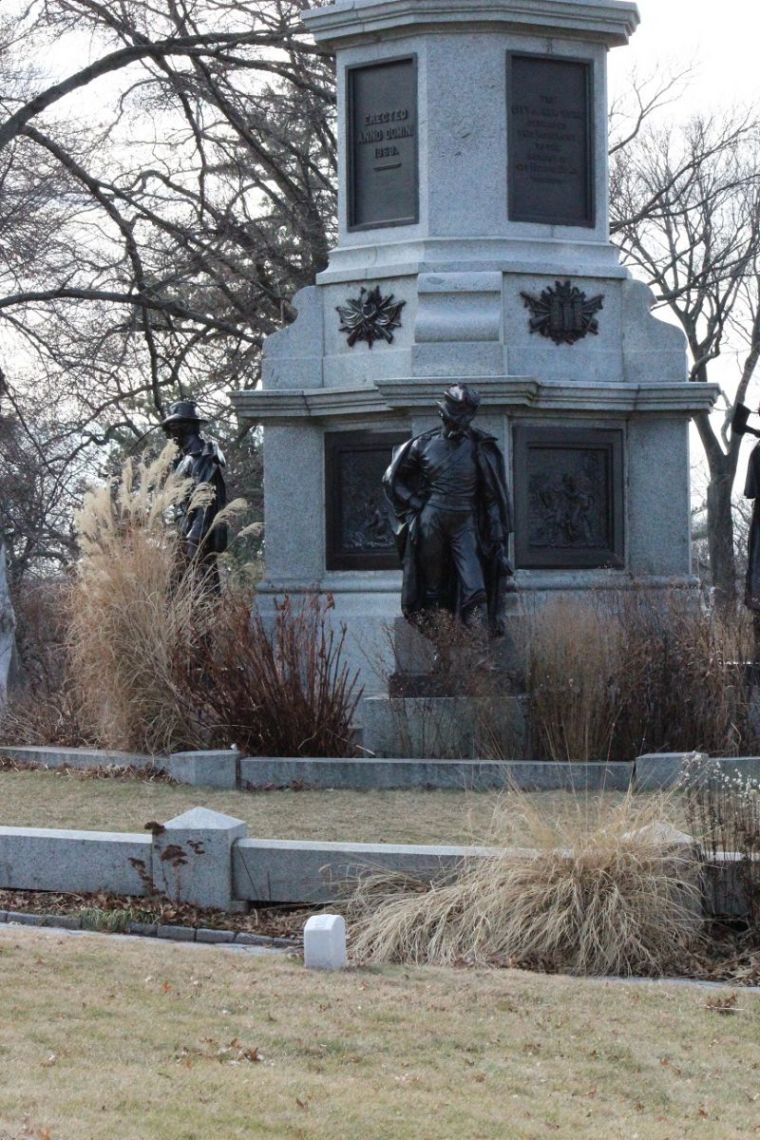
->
[347, 57, 418, 231]
[508, 54, 594, 228]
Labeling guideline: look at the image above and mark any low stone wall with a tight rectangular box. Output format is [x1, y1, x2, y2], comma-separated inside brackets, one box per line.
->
[0, 745, 634, 792]
[232, 837, 504, 904]
[0, 806, 747, 917]
[0, 826, 150, 895]
[634, 753, 760, 790]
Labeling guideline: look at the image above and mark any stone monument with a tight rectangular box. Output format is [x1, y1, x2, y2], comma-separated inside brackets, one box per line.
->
[231, 0, 719, 721]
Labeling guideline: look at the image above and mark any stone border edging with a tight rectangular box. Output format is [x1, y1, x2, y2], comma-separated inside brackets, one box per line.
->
[0, 908, 297, 948]
[0, 745, 635, 791]
[4, 742, 760, 795]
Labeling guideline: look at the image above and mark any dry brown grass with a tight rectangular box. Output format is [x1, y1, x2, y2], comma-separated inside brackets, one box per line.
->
[527, 598, 623, 762]
[58, 447, 361, 757]
[1, 926, 760, 1140]
[350, 789, 702, 975]
[527, 592, 755, 761]
[0, 768, 632, 844]
[68, 444, 235, 753]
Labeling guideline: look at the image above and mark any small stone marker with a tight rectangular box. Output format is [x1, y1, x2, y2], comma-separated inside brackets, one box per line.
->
[303, 914, 347, 971]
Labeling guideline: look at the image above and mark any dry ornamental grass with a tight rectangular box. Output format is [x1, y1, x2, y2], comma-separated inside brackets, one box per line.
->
[526, 592, 755, 761]
[349, 789, 703, 975]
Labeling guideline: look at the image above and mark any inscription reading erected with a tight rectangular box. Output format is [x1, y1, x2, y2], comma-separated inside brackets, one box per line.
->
[508, 55, 594, 227]
[348, 58, 418, 230]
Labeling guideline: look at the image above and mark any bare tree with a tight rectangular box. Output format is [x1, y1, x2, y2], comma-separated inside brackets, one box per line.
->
[611, 108, 760, 604]
[0, 0, 337, 581]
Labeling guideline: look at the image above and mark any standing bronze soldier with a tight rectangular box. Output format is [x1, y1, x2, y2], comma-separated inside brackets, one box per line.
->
[383, 384, 514, 636]
[161, 400, 227, 589]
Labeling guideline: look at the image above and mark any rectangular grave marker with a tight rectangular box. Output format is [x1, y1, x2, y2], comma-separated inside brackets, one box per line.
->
[508, 54, 594, 227]
[347, 56, 418, 230]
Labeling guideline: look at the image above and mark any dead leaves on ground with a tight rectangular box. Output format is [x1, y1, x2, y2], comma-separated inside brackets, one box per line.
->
[174, 1036, 264, 1068]
[704, 989, 740, 1014]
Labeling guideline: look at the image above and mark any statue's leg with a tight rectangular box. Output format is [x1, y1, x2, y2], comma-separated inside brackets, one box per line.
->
[449, 515, 487, 622]
[417, 505, 450, 610]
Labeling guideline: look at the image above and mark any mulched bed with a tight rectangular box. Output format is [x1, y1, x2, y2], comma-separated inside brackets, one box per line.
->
[0, 755, 178, 783]
[1, 889, 759, 983]
[0, 888, 327, 945]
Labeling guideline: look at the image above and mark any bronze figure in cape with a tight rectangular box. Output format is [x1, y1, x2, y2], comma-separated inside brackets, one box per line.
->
[383, 384, 515, 636]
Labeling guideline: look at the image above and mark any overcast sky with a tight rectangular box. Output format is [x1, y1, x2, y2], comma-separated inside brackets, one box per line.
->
[608, 0, 760, 110]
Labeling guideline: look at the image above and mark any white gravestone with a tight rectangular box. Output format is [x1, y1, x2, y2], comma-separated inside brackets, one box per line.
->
[304, 914, 348, 970]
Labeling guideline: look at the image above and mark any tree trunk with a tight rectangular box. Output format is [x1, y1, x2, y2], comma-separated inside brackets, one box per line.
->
[706, 467, 738, 606]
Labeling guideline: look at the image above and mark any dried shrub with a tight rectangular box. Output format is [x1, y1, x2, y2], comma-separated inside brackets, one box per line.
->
[0, 579, 88, 746]
[527, 592, 754, 761]
[349, 790, 702, 975]
[527, 599, 624, 762]
[182, 593, 363, 757]
[684, 758, 760, 929]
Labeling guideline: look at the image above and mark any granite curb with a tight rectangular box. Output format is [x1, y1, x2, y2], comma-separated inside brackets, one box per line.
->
[0, 909, 298, 948]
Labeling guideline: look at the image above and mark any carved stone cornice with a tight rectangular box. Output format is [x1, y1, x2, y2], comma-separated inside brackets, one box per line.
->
[231, 378, 720, 425]
[302, 0, 640, 48]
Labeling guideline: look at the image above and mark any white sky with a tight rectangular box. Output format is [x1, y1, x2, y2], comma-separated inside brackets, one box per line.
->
[609, 0, 760, 110]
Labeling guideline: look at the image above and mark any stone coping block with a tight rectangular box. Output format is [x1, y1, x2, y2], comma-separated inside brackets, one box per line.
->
[634, 753, 760, 790]
[0, 745, 154, 769]
[0, 826, 151, 895]
[167, 750, 239, 789]
[152, 807, 247, 910]
[233, 837, 500, 904]
[240, 756, 633, 792]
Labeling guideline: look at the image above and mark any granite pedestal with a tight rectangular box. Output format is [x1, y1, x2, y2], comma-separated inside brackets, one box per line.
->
[231, 0, 720, 706]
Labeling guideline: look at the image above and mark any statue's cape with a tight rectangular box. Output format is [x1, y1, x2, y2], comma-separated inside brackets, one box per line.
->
[176, 436, 228, 554]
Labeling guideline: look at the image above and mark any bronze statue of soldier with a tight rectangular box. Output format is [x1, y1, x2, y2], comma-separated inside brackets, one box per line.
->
[383, 384, 515, 639]
[161, 400, 227, 590]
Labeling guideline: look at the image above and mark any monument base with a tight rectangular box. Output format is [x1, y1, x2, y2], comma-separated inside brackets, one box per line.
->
[361, 603, 530, 759]
[360, 693, 530, 761]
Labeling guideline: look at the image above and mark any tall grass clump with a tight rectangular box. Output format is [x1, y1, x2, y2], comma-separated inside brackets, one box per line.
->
[68, 444, 234, 753]
[527, 599, 624, 762]
[0, 579, 88, 746]
[350, 790, 702, 975]
[527, 592, 754, 761]
[67, 444, 361, 756]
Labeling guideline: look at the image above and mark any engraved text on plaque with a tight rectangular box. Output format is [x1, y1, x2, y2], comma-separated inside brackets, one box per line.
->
[347, 57, 418, 231]
[508, 54, 594, 227]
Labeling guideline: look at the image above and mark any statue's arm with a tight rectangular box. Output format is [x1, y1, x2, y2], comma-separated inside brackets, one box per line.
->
[384, 438, 425, 512]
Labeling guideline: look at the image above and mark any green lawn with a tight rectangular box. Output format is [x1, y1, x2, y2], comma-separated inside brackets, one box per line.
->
[0, 926, 757, 1139]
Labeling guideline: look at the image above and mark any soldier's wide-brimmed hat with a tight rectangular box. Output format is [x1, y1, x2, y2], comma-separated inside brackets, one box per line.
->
[161, 400, 207, 429]
[437, 384, 481, 421]
[732, 403, 760, 439]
